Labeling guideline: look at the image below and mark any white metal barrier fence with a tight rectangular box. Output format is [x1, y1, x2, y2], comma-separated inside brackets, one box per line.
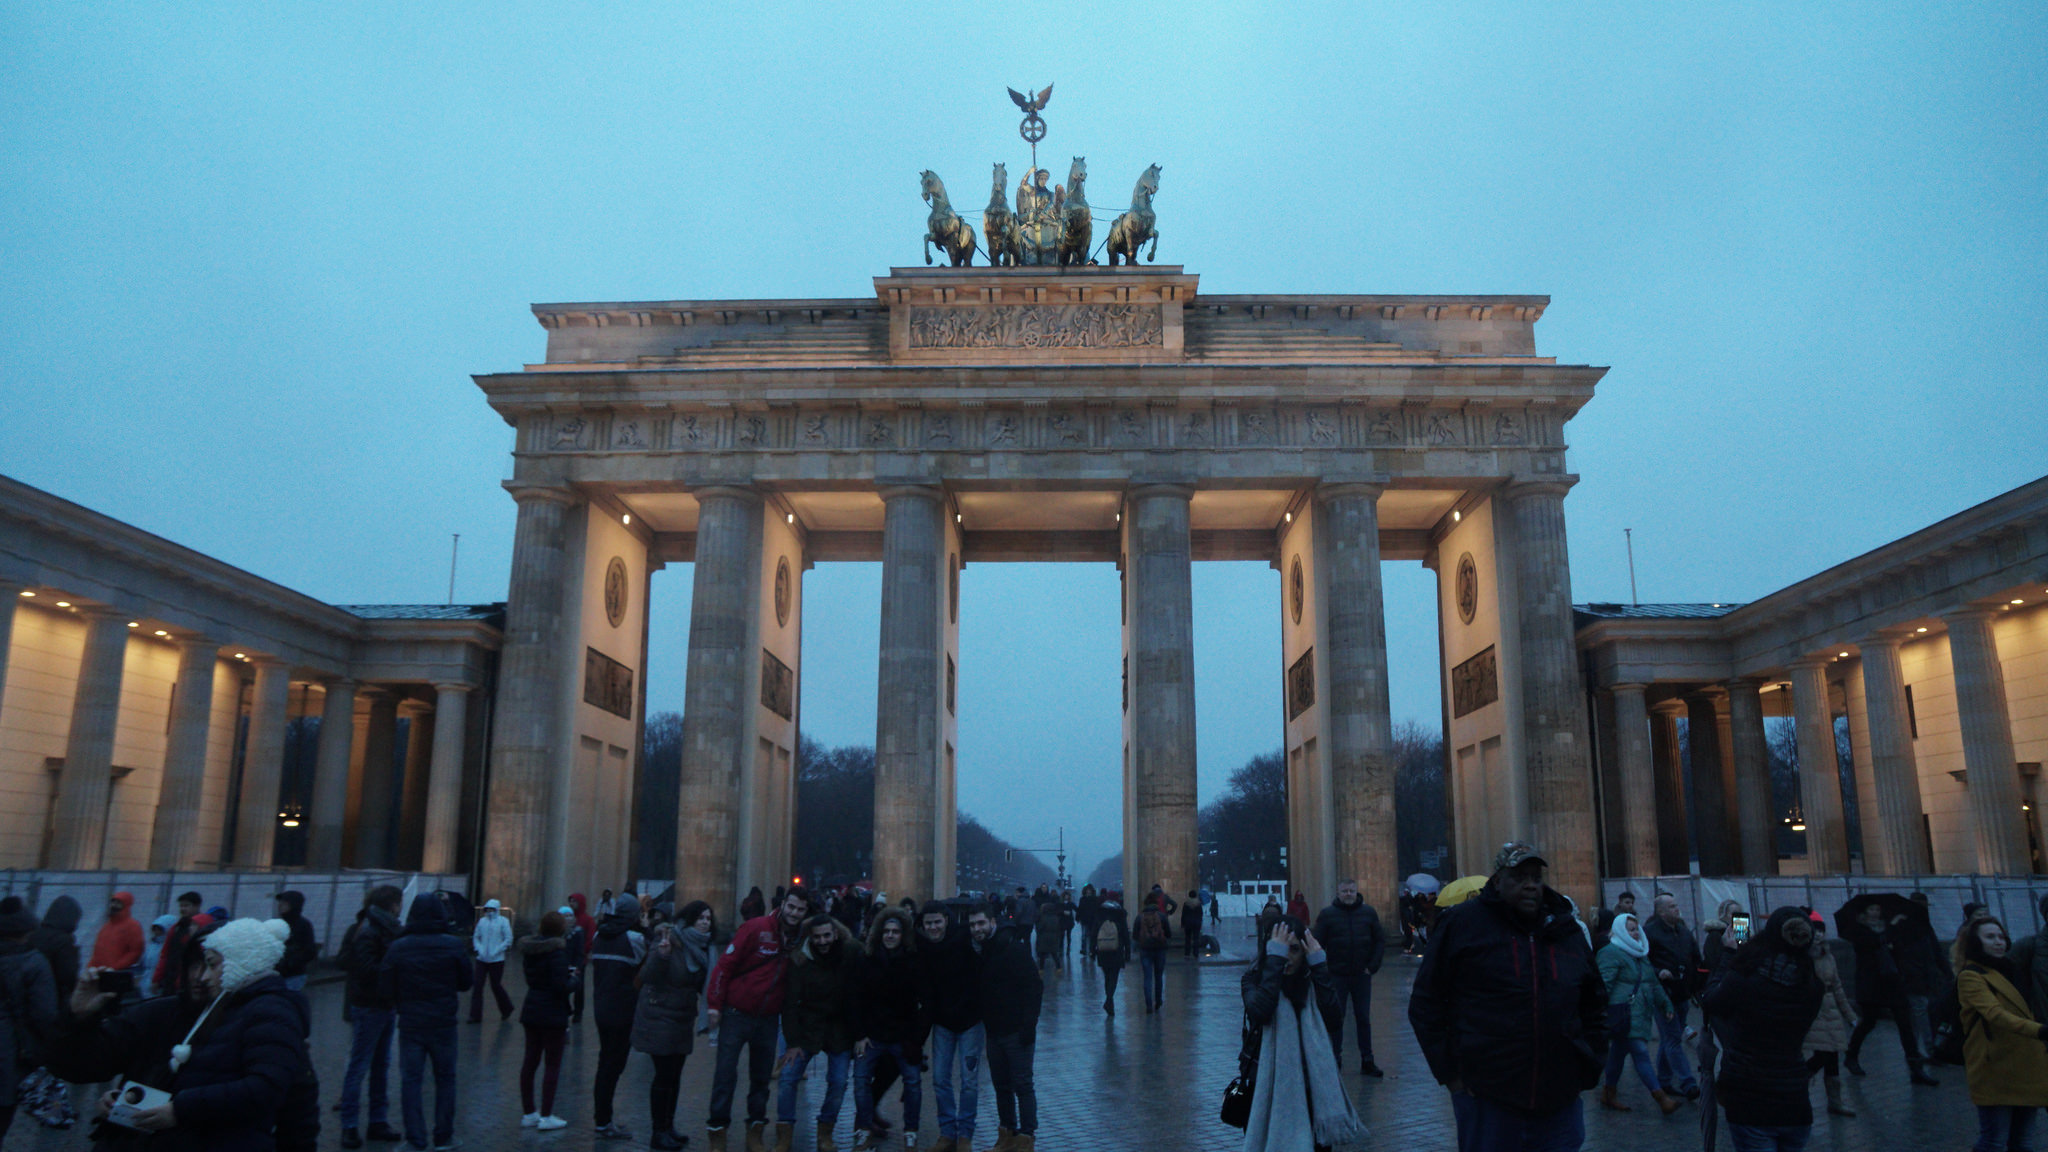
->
[1600, 873, 2048, 944]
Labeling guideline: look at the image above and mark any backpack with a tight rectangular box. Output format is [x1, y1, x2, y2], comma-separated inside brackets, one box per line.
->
[1139, 910, 1167, 946]
[1095, 918, 1121, 956]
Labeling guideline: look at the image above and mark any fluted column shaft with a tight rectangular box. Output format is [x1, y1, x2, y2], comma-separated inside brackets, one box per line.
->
[1860, 637, 1931, 874]
[307, 678, 357, 870]
[1128, 485, 1200, 903]
[422, 683, 472, 875]
[355, 689, 401, 867]
[50, 610, 131, 869]
[485, 486, 580, 926]
[1649, 703, 1690, 874]
[1789, 659, 1849, 872]
[873, 486, 945, 904]
[396, 701, 435, 868]
[149, 638, 219, 869]
[232, 659, 292, 867]
[1686, 692, 1735, 875]
[1611, 685, 1660, 876]
[1505, 482, 1597, 902]
[676, 487, 763, 925]
[1947, 610, 2030, 874]
[1318, 483, 1397, 909]
[1727, 680, 1777, 874]
[0, 583, 20, 720]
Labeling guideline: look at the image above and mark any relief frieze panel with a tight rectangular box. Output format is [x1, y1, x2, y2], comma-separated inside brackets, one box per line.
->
[906, 303, 1163, 350]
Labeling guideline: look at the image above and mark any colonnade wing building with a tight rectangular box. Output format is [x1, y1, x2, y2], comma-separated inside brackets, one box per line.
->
[472, 265, 1607, 922]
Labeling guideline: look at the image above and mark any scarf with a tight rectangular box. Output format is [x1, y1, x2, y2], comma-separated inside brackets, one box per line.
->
[677, 926, 712, 978]
[1242, 986, 1366, 1152]
[1610, 914, 1650, 958]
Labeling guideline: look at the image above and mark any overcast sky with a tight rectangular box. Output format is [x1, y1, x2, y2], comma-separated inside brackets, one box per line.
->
[4, 6, 2043, 882]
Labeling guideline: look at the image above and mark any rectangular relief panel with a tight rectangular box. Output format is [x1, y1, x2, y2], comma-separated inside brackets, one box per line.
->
[583, 649, 635, 720]
[1288, 648, 1317, 720]
[1451, 646, 1499, 719]
[760, 649, 795, 720]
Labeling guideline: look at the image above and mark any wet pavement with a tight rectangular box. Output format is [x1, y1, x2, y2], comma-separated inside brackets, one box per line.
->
[3, 919, 1983, 1151]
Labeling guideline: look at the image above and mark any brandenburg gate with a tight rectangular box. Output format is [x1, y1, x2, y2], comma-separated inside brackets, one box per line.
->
[473, 264, 1607, 923]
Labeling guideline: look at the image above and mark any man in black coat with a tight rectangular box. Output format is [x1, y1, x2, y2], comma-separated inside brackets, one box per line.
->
[339, 885, 405, 1147]
[378, 894, 471, 1151]
[1312, 879, 1388, 1077]
[1642, 892, 1704, 1099]
[588, 896, 647, 1138]
[272, 891, 317, 992]
[968, 908, 1043, 1152]
[917, 903, 982, 1152]
[1408, 843, 1608, 1151]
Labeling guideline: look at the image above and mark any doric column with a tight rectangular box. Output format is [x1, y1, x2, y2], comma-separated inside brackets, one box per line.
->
[1650, 701, 1691, 875]
[231, 658, 292, 867]
[1726, 679, 1777, 875]
[1128, 484, 1200, 902]
[306, 677, 357, 870]
[485, 484, 581, 925]
[1503, 481, 1597, 902]
[1611, 684, 1660, 877]
[873, 485, 946, 904]
[422, 682, 472, 875]
[1946, 609, 2031, 874]
[148, 637, 219, 870]
[354, 688, 401, 868]
[0, 582, 21, 719]
[49, 608, 131, 869]
[1859, 636, 1931, 874]
[396, 699, 435, 868]
[676, 486, 764, 923]
[1317, 482, 1398, 909]
[1685, 691, 1736, 874]
[1788, 658, 1849, 872]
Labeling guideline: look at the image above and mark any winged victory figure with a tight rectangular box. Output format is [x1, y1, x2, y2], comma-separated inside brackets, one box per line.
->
[1008, 83, 1053, 114]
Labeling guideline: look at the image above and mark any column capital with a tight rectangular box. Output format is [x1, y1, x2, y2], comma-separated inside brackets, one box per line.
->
[1944, 604, 2004, 624]
[71, 603, 127, 623]
[1609, 681, 1650, 696]
[875, 483, 944, 504]
[319, 674, 359, 691]
[1504, 477, 1578, 502]
[432, 681, 477, 696]
[1650, 698, 1687, 716]
[398, 696, 434, 717]
[502, 481, 582, 508]
[690, 483, 764, 506]
[1787, 655, 1835, 672]
[172, 634, 219, 655]
[1126, 482, 1195, 502]
[1723, 676, 1768, 693]
[1315, 480, 1385, 503]
[1856, 631, 1906, 653]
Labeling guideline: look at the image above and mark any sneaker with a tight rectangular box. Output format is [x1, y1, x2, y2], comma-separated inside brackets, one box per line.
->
[433, 1142, 460, 1151]
[367, 1122, 405, 1143]
[522, 1114, 541, 1128]
[538, 1116, 568, 1131]
[904, 1135, 917, 1151]
[342, 1129, 364, 1150]
[1360, 1061, 1385, 1078]
[597, 1122, 635, 1140]
[651, 1134, 687, 1151]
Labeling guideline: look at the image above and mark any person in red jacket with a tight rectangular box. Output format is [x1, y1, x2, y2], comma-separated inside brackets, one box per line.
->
[703, 888, 810, 1152]
[89, 891, 143, 973]
[153, 891, 204, 995]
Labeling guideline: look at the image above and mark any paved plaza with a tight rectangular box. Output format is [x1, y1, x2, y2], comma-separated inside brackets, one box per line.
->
[5, 919, 1986, 1152]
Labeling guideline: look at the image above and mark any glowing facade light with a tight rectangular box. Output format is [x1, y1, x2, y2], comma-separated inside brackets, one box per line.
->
[153, 630, 169, 637]
[55, 601, 71, 608]
[14, 590, 30, 598]
[1453, 509, 1462, 522]
[786, 513, 795, 524]
[621, 513, 631, 525]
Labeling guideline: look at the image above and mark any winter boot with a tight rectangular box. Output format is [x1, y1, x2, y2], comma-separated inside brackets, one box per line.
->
[927, 1138, 954, 1152]
[1650, 1090, 1681, 1115]
[1843, 1052, 1866, 1077]
[816, 1122, 839, 1152]
[1824, 1076, 1857, 1117]
[988, 1128, 1016, 1152]
[771, 1122, 794, 1152]
[707, 1127, 729, 1152]
[1011, 1137, 1033, 1152]
[746, 1122, 769, 1152]
[1598, 1084, 1631, 1112]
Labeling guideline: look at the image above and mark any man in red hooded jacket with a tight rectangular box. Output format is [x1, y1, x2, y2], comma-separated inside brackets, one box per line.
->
[89, 891, 143, 973]
[703, 888, 809, 1152]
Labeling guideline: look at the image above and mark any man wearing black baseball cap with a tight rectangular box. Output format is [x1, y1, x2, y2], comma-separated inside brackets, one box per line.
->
[1408, 842, 1609, 1151]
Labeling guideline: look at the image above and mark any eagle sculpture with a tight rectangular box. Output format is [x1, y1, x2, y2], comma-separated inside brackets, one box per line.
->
[1007, 84, 1053, 114]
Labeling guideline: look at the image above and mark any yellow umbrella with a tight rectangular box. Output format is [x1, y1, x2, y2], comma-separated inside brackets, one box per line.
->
[1436, 875, 1490, 908]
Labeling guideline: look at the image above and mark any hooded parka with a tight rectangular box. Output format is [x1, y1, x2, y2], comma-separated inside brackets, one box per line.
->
[783, 919, 864, 1055]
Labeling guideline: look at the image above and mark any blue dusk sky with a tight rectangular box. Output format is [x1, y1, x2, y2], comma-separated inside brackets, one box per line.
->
[4, 6, 2044, 880]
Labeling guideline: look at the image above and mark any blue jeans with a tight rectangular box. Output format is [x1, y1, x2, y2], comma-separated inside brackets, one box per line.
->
[283, 974, 307, 992]
[340, 1005, 395, 1129]
[1450, 1093, 1583, 1152]
[1978, 1105, 2038, 1152]
[1325, 968, 1375, 1065]
[931, 1023, 984, 1140]
[1139, 948, 1166, 1008]
[1726, 1122, 1812, 1152]
[776, 1048, 852, 1125]
[1655, 999, 1697, 1091]
[398, 1025, 457, 1149]
[1603, 1033, 1660, 1096]
[853, 1041, 922, 1132]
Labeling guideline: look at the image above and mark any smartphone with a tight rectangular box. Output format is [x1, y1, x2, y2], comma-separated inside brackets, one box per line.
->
[1729, 914, 1751, 946]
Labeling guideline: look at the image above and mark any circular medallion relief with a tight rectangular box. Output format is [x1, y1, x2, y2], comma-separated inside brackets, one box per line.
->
[603, 556, 629, 628]
[774, 557, 792, 629]
[949, 553, 960, 624]
[1456, 552, 1479, 626]
[1289, 556, 1305, 625]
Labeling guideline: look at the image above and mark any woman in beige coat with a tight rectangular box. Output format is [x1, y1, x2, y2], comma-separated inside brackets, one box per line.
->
[1800, 911, 1859, 1117]
[1954, 916, 2048, 1152]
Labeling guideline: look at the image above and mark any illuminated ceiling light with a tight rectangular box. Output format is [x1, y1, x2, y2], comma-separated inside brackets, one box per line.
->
[2014, 599, 2026, 605]
[786, 513, 795, 524]
[153, 630, 168, 637]
[1839, 651, 1850, 658]
[55, 601, 71, 608]
[1916, 627, 1928, 633]
[621, 513, 631, 525]
[15, 590, 30, 598]
[1453, 509, 1462, 522]
[127, 622, 139, 628]
[280, 819, 299, 828]
[235, 653, 247, 659]
[1711, 603, 1721, 608]
[955, 513, 962, 524]
[1284, 511, 1293, 523]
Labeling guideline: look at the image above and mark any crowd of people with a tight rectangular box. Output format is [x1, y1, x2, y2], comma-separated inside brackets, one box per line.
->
[2, 862, 2045, 1152]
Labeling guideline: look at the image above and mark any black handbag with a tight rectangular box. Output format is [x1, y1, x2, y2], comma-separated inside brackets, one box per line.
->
[1220, 1014, 1258, 1128]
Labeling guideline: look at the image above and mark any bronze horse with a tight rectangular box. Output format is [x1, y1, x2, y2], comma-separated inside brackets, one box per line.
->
[1056, 156, 1092, 269]
[1107, 163, 1161, 266]
[983, 162, 1017, 267]
[921, 170, 977, 267]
